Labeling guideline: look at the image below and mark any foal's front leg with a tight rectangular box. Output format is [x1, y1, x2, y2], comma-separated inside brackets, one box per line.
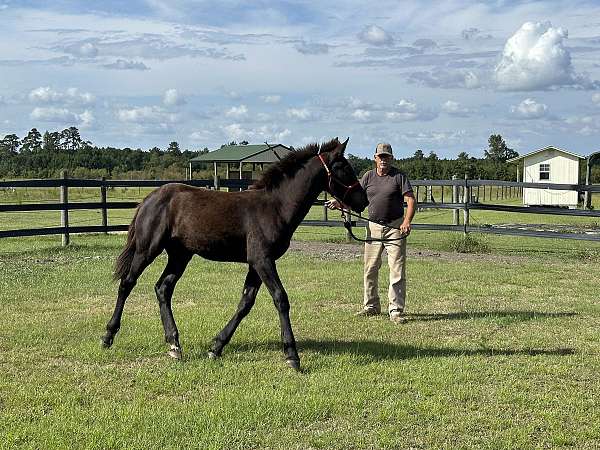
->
[254, 259, 301, 370]
[209, 267, 262, 358]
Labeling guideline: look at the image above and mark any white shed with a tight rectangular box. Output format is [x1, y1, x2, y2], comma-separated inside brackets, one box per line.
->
[507, 146, 585, 208]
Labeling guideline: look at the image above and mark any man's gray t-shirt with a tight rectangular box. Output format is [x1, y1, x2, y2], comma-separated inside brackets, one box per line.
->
[360, 167, 413, 223]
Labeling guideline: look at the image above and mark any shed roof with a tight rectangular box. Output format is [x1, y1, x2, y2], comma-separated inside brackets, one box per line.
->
[189, 144, 293, 163]
[507, 146, 586, 163]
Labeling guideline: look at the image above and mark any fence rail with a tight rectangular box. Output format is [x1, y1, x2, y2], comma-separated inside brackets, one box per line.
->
[1, 176, 599, 242]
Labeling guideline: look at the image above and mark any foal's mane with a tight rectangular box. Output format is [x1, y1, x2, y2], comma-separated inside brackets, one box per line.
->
[250, 138, 339, 190]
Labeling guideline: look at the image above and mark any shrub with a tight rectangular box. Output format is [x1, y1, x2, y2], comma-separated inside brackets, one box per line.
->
[447, 233, 490, 253]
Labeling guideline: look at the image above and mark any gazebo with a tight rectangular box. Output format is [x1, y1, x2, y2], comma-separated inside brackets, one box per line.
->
[189, 143, 293, 188]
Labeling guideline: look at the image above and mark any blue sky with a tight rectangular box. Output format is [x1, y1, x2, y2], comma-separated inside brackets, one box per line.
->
[2, 0, 600, 158]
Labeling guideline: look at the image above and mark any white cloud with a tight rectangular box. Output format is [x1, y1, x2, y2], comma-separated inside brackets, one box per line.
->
[189, 129, 217, 142]
[385, 99, 437, 121]
[441, 100, 471, 117]
[117, 106, 176, 124]
[62, 41, 99, 58]
[358, 25, 394, 46]
[51, 35, 244, 62]
[461, 28, 492, 40]
[408, 69, 482, 89]
[593, 93, 600, 105]
[286, 108, 313, 121]
[31, 107, 77, 122]
[260, 125, 291, 142]
[565, 115, 600, 135]
[225, 104, 248, 119]
[222, 123, 246, 141]
[495, 21, 598, 91]
[351, 109, 373, 122]
[222, 123, 291, 143]
[294, 40, 329, 55]
[399, 130, 469, 145]
[261, 95, 281, 104]
[412, 38, 437, 50]
[30, 107, 93, 126]
[163, 88, 186, 107]
[510, 98, 549, 119]
[78, 110, 95, 128]
[256, 112, 271, 122]
[103, 59, 149, 71]
[28, 87, 95, 105]
[226, 91, 241, 100]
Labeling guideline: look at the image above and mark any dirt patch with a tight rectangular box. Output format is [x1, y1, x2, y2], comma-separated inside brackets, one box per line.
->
[288, 240, 532, 264]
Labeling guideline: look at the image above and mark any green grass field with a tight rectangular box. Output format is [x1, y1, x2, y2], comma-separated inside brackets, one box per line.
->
[1, 230, 599, 449]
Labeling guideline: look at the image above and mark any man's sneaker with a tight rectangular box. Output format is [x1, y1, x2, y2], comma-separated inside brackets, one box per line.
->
[355, 308, 380, 317]
[389, 309, 407, 324]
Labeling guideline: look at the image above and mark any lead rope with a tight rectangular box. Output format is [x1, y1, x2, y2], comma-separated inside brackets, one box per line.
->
[332, 206, 408, 243]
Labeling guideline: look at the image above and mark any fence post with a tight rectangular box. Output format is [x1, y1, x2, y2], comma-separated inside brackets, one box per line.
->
[323, 191, 328, 222]
[452, 175, 459, 225]
[101, 176, 108, 234]
[60, 170, 70, 246]
[463, 175, 470, 234]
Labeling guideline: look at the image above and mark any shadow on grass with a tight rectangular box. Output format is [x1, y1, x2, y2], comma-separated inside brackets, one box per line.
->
[226, 339, 574, 363]
[406, 310, 576, 322]
[297, 339, 575, 361]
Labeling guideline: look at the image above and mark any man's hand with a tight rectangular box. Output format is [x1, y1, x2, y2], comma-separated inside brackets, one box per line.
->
[325, 199, 342, 210]
[399, 220, 412, 235]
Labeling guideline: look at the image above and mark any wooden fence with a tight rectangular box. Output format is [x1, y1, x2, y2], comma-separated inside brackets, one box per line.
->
[2, 174, 600, 244]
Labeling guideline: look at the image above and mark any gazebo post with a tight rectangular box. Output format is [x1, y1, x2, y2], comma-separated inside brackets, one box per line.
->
[213, 162, 218, 189]
[585, 158, 592, 209]
[239, 161, 243, 180]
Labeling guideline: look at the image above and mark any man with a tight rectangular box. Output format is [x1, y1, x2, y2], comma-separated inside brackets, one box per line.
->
[328, 142, 416, 323]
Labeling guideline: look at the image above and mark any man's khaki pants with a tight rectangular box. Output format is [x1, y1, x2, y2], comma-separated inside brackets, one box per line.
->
[363, 218, 407, 314]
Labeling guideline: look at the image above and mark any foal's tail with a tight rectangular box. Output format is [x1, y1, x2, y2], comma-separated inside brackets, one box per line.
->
[113, 207, 139, 281]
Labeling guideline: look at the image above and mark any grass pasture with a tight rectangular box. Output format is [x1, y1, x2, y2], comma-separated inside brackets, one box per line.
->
[1, 232, 599, 449]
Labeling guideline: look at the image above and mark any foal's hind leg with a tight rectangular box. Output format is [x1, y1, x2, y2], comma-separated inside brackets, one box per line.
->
[209, 267, 262, 359]
[102, 250, 158, 348]
[155, 250, 192, 360]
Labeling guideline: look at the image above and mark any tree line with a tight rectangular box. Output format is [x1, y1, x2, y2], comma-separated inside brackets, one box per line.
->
[349, 134, 521, 180]
[0, 127, 209, 179]
[2, 128, 597, 182]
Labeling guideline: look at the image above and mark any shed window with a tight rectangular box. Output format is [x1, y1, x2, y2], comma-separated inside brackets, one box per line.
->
[539, 163, 550, 180]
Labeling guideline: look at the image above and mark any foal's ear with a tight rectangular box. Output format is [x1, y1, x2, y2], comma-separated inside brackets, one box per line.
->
[340, 137, 349, 153]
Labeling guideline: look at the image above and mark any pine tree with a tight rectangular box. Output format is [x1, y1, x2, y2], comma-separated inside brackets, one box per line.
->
[0, 134, 20, 154]
[20, 128, 43, 153]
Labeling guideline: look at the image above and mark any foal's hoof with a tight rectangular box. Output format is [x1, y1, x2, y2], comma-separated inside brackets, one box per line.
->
[207, 350, 220, 360]
[167, 346, 182, 360]
[101, 335, 114, 348]
[286, 359, 301, 371]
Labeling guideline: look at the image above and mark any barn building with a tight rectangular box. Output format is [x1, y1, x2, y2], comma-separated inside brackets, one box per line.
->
[189, 143, 293, 188]
[507, 146, 585, 208]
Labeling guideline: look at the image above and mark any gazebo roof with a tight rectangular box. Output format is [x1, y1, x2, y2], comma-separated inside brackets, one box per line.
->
[190, 144, 293, 164]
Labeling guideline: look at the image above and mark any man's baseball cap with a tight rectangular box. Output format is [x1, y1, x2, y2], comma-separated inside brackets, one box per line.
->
[375, 142, 393, 157]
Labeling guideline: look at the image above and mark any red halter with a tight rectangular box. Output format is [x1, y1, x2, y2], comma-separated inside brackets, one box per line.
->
[317, 154, 361, 203]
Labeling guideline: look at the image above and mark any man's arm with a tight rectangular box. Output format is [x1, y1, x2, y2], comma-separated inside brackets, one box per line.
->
[400, 191, 416, 235]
